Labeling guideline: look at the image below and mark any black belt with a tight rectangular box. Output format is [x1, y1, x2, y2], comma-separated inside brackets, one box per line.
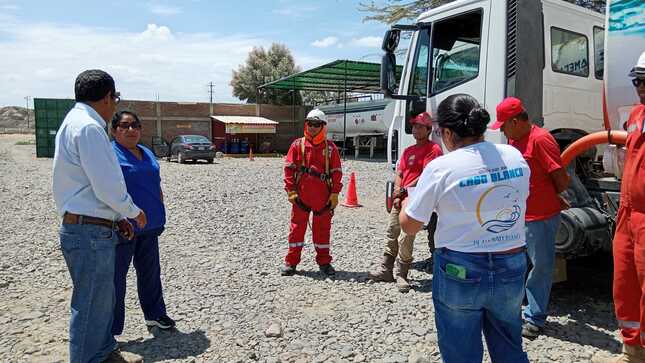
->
[299, 166, 330, 181]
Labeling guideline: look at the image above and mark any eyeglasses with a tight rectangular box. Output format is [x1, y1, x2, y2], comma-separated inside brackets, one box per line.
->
[306, 121, 323, 128]
[112, 91, 121, 105]
[116, 121, 141, 130]
[632, 78, 645, 87]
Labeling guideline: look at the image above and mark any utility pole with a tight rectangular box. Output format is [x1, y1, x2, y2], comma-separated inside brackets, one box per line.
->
[208, 82, 215, 115]
[24, 96, 31, 129]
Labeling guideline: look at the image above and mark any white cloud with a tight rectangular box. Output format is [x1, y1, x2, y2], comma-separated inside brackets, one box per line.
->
[149, 4, 182, 16]
[311, 36, 339, 48]
[135, 24, 173, 41]
[0, 4, 18, 11]
[350, 36, 382, 48]
[272, 5, 318, 17]
[0, 18, 266, 106]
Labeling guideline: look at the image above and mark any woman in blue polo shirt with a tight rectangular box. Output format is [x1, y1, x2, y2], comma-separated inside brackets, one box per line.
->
[110, 110, 175, 335]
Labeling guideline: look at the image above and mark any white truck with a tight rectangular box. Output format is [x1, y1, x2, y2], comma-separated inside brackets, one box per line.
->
[318, 99, 394, 158]
[379, 0, 644, 261]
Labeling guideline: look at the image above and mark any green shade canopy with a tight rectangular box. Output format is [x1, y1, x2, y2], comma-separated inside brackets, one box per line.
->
[258, 59, 403, 93]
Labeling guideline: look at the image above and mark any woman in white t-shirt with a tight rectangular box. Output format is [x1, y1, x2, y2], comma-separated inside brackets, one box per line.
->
[400, 94, 531, 363]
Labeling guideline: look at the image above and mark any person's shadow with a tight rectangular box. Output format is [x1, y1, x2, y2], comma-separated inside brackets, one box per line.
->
[119, 328, 210, 362]
[297, 269, 369, 282]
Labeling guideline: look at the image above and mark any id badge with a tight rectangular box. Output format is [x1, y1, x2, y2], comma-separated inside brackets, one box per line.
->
[445, 263, 467, 279]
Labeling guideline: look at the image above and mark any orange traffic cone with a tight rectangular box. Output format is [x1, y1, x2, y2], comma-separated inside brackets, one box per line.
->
[249, 146, 254, 161]
[341, 172, 362, 208]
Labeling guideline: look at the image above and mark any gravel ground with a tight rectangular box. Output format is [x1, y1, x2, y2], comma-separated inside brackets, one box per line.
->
[0, 134, 624, 362]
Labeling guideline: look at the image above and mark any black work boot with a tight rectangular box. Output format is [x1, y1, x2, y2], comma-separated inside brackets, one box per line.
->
[319, 264, 336, 276]
[521, 321, 543, 339]
[280, 264, 296, 276]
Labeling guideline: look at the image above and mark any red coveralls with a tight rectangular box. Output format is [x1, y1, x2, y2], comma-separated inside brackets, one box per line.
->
[614, 103, 645, 347]
[284, 137, 342, 266]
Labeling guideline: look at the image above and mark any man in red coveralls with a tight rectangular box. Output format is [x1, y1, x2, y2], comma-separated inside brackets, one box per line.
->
[281, 109, 342, 277]
[593, 52, 645, 363]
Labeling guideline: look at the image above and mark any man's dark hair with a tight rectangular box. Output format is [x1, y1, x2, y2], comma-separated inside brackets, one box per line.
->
[516, 111, 529, 121]
[437, 94, 490, 138]
[111, 110, 141, 130]
[74, 69, 115, 103]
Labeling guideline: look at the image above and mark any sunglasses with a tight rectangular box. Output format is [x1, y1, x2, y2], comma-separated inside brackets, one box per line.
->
[112, 91, 121, 104]
[632, 78, 645, 87]
[306, 121, 324, 127]
[116, 121, 141, 130]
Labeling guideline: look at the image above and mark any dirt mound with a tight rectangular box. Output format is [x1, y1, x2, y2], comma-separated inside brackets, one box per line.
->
[0, 106, 34, 129]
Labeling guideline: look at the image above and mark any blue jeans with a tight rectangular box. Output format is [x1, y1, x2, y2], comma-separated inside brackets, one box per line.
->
[433, 248, 529, 363]
[60, 223, 118, 363]
[523, 214, 561, 328]
[112, 228, 167, 335]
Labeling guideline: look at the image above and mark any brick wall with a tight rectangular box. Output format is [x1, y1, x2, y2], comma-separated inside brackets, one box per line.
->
[116, 99, 309, 152]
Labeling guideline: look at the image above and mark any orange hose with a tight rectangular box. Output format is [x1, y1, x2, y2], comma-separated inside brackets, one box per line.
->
[561, 130, 627, 167]
[602, 83, 611, 131]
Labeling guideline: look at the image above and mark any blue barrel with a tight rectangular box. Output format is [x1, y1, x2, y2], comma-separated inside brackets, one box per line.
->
[240, 140, 249, 154]
[230, 140, 240, 154]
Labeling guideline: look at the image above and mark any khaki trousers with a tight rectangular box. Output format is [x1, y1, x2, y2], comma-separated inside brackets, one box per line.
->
[383, 206, 416, 263]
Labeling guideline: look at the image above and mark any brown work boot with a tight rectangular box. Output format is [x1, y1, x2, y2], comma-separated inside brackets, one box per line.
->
[368, 254, 395, 282]
[591, 344, 645, 363]
[395, 260, 411, 293]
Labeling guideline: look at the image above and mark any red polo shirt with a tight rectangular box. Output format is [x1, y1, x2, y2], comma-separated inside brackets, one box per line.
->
[510, 125, 563, 221]
[397, 141, 443, 187]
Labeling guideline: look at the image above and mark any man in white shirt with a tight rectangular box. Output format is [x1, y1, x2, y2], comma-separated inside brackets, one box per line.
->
[53, 69, 146, 363]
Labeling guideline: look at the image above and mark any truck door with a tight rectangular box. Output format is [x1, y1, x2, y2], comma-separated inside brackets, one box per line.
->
[427, 5, 489, 147]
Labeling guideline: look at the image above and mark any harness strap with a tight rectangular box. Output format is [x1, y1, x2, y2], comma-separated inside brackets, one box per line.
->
[295, 197, 332, 216]
[296, 137, 332, 190]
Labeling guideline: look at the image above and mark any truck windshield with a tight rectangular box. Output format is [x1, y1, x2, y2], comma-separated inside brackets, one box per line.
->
[430, 10, 482, 94]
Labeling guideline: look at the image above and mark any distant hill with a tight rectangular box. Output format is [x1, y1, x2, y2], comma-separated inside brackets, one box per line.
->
[0, 106, 35, 130]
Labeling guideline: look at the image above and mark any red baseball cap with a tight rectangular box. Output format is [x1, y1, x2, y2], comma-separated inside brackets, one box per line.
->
[410, 112, 433, 127]
[490, 97, 525, 130]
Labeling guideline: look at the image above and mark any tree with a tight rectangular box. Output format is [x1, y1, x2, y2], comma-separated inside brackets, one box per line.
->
[359, 0, 605, 24]
[563, 0, 605, 13]
[231, 43, 302, 105]
[359, 0, 455, 24]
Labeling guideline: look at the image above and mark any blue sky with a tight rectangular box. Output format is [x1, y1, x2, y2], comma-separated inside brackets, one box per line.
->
[0, 0, 394, 107]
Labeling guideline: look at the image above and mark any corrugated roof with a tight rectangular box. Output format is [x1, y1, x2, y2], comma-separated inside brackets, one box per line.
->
[258, 59, 403, 93]
[210, 115, 279, 125]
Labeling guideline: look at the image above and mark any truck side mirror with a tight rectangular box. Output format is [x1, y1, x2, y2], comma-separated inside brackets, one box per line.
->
[382, 29, 401, 53]
[381, 52, 398, 97]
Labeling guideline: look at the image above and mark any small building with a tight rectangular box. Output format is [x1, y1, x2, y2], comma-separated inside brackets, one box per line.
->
[210, 115, 279, 154]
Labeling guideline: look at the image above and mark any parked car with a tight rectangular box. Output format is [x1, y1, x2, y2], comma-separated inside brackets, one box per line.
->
[151, 136, 169, 158]
[167, 135, 216, 163]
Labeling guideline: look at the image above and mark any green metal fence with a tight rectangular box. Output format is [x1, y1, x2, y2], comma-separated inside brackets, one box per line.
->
[34, 98, 75, 157]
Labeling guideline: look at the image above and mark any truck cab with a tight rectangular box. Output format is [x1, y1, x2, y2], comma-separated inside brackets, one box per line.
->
[381, 0, 622, 260]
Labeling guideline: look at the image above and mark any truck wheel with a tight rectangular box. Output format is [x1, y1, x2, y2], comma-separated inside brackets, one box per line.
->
[178, 152, 186, 164]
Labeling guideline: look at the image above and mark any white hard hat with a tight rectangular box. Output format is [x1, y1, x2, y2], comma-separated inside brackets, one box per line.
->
[629, 51, 645, 78]
[305, 109, 327, 124]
